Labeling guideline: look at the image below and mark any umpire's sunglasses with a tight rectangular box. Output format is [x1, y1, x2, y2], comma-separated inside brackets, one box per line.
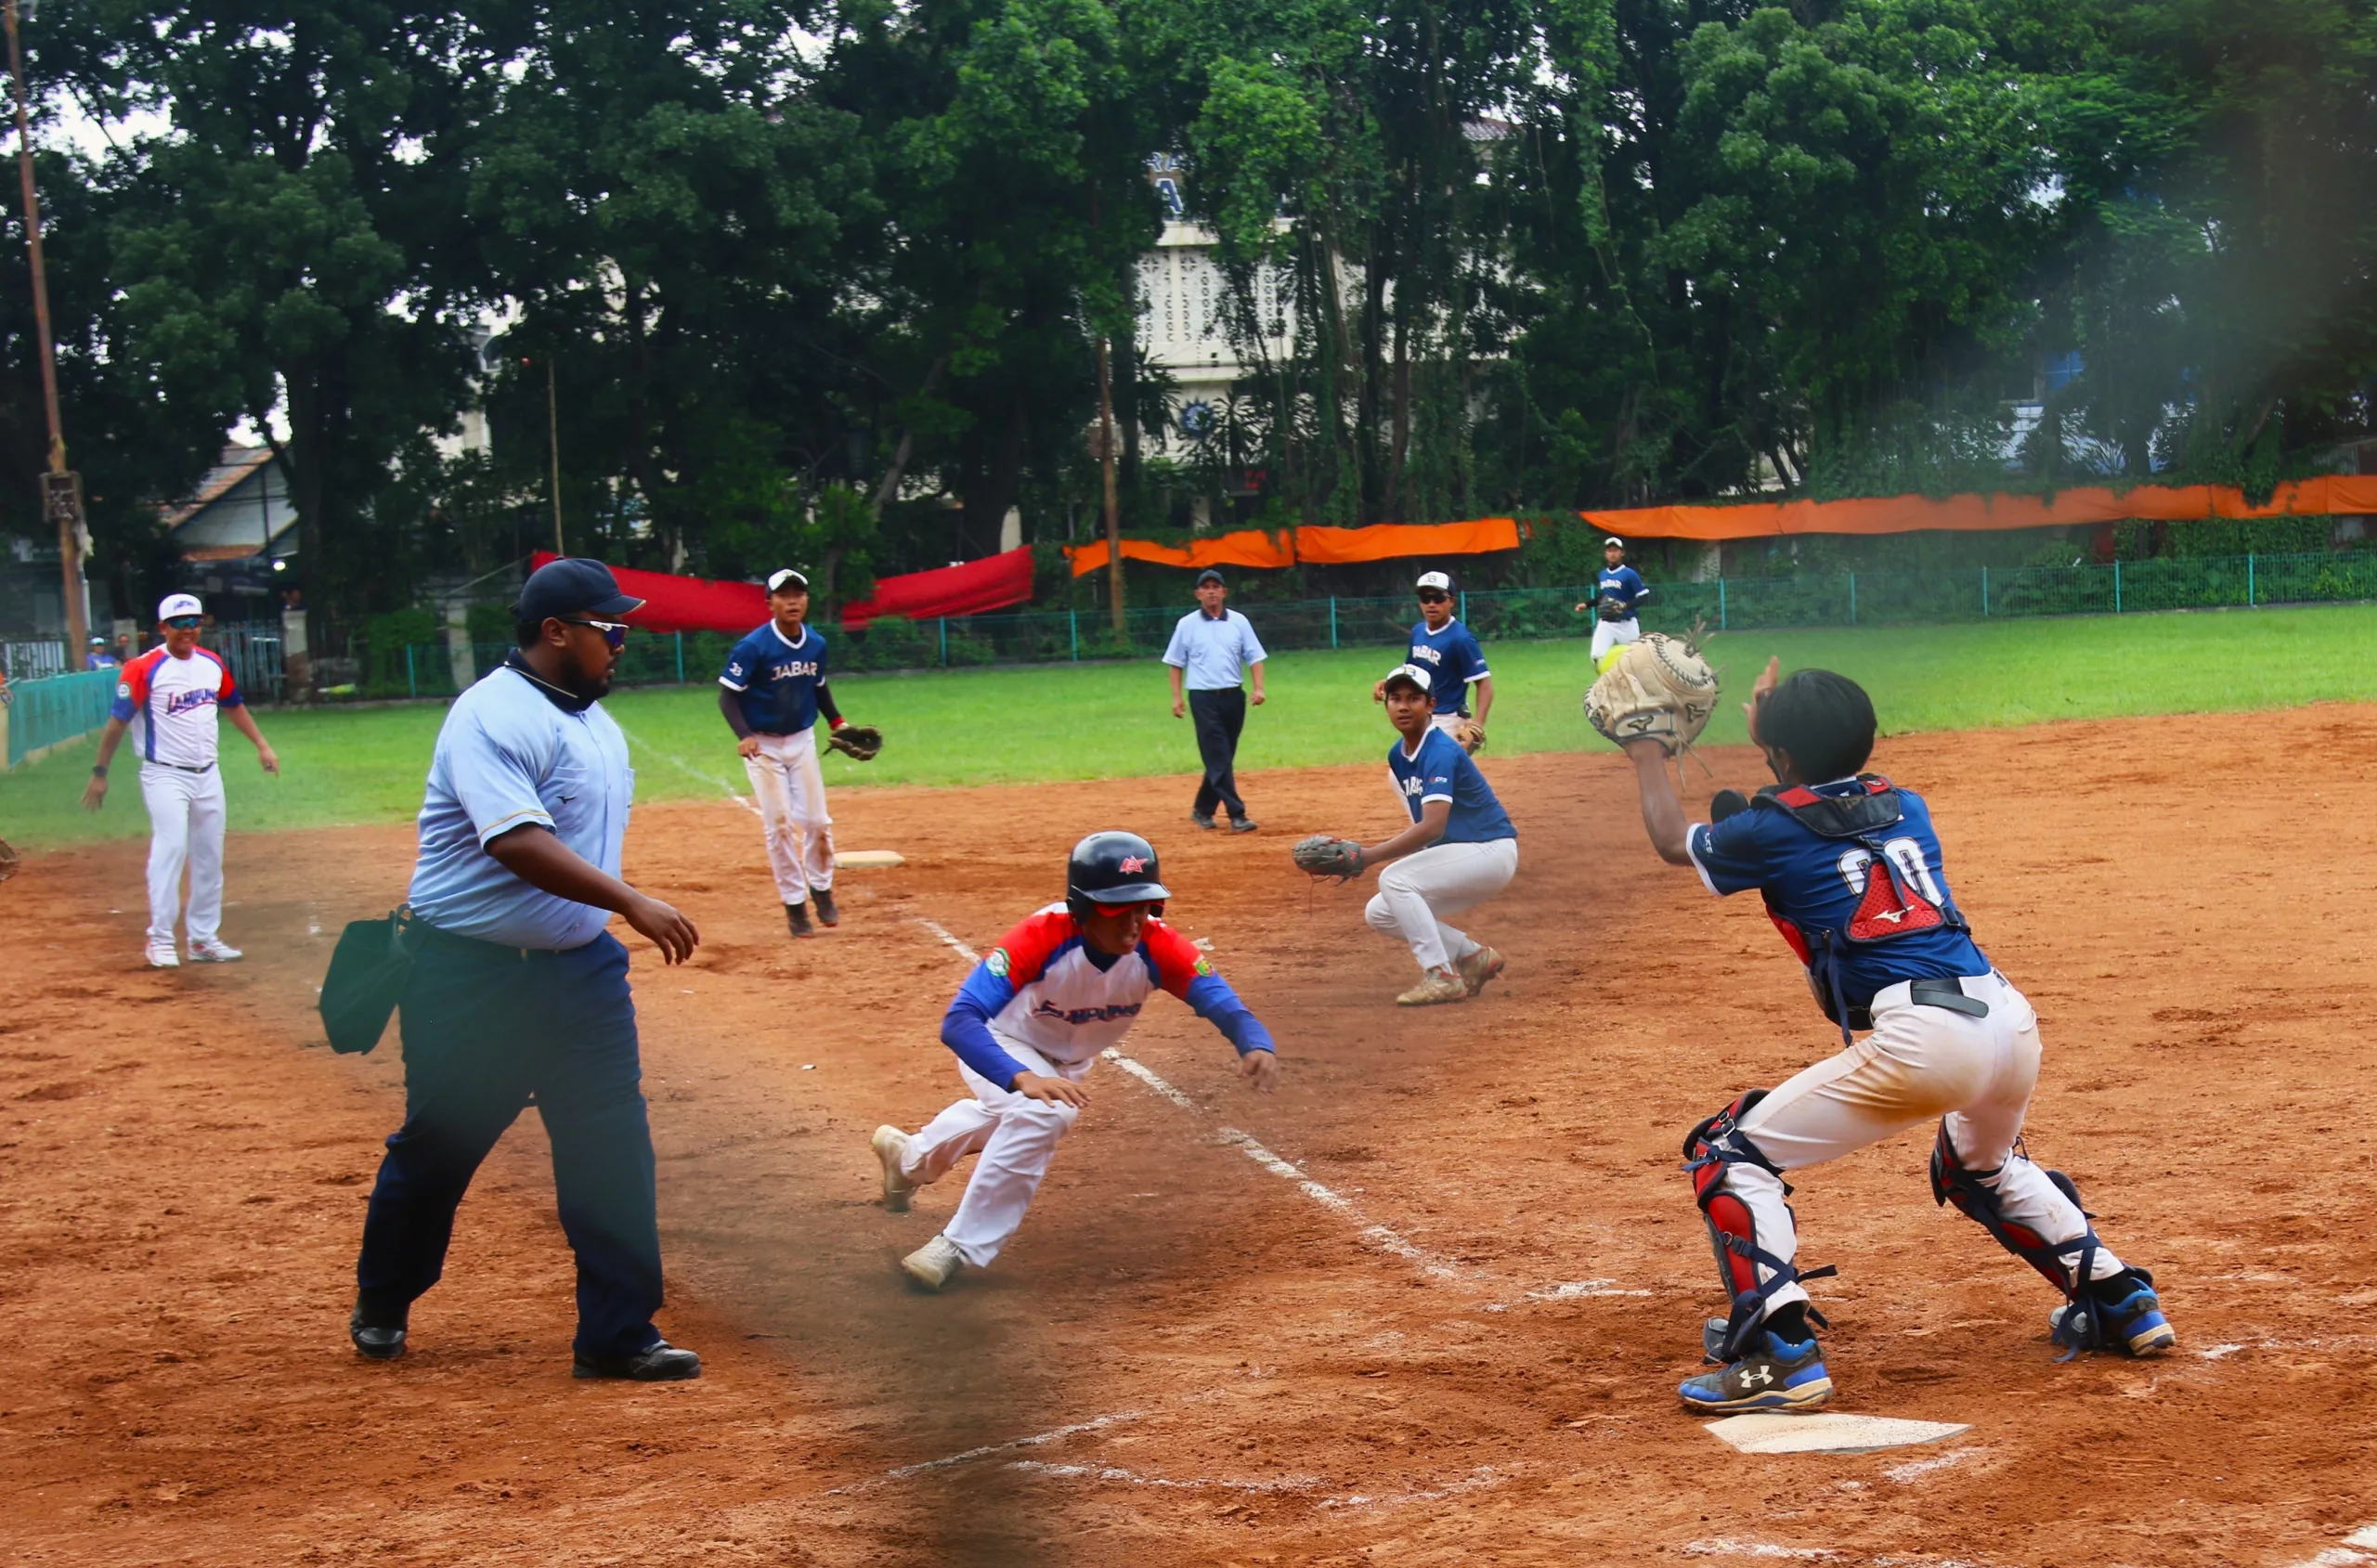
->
[559, 616, 631, 649]
[162, 615, 203, 629]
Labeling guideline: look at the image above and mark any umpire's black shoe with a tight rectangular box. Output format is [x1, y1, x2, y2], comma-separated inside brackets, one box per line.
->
[785, 901, 814, 939]
[350, 1297, 408, 1361]
[1190, 811, 1217, 829]
[1229, 817, 1260, 834]
[811, 888, 840, 927]
[573, 1341, 702, 1381]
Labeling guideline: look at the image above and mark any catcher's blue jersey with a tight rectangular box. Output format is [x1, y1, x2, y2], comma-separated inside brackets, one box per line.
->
[1405, 618, 1488, 715]
[1688, 779, 1988, 1012]
[1387, 728, 1514, 845]
[720, 620, 830, 734]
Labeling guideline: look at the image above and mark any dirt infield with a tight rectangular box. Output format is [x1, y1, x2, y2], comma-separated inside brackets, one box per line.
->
[6, 706, 2376, 1566]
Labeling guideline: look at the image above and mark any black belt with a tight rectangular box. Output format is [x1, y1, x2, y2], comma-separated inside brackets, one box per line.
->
[147, 759, 216, 774]
[1906, 976, 1991, 1018]
[409, 920, 569, 963]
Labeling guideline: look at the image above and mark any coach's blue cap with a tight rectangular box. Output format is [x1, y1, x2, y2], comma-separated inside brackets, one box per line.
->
[514, 557, 643, 624]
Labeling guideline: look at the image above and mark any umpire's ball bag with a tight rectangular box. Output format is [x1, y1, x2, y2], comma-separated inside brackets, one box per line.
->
[320, 910, 415, 1056]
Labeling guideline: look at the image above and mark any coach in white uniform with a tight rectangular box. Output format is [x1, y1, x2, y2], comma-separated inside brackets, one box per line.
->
[82, 594, 279, 968]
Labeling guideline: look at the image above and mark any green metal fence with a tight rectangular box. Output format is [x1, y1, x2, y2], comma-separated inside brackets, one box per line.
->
[371, 548, 2376, 697]
[5, 668, 116, 768]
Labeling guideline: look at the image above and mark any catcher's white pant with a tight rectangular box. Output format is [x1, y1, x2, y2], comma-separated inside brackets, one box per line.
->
[743, 728, 834, 904]
[1365, 837, 1518, 974]
[1591, 616, 1642, 665]
[1718, 970, 2128, 1322]
[899, 1038, 1085, 1266]
[140, 762, 227, 945]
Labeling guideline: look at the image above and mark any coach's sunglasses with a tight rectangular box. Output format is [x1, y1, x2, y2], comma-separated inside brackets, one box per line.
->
[559, 616, 631, 650]
[162, 615, 203, 629]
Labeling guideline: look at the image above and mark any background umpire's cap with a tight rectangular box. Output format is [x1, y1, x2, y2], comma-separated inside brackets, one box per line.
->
[514, 558, 644, 624]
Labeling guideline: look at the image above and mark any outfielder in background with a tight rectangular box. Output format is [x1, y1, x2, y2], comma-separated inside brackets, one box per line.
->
[1615, 655, 2174, 1414]
[1373, 570, 1492, 751]
[718, 568, 880, 938]
[870, 831, 1279, 1290]
[1580, 536, 1651, 669]
[81, 593, 279, 968]
[1296, 664, 1515, 1006]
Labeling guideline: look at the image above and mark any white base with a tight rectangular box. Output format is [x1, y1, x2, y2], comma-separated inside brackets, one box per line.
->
[1705, 1412, 1969, 1456]
[834, 849, 905, 869]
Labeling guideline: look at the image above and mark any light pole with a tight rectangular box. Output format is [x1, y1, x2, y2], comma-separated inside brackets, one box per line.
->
[4, 0, 86, 664]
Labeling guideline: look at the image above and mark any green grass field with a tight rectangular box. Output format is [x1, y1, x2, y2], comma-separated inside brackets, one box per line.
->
[6, 603, 2370, 852]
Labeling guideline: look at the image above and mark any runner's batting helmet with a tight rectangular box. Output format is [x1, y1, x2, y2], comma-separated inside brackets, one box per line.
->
[1065, 831, 1170, 917]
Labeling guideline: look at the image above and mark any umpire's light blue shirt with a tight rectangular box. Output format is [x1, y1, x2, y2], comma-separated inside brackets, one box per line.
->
[407, 666, 635, 950]
[1162, 607, 1267, 691]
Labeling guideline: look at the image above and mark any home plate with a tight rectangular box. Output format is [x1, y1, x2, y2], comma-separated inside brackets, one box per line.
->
[835, 849, 905, 869]
[1706, 1413, 1969, 1456]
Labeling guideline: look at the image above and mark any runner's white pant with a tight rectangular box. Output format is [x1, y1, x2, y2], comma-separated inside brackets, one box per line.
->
[742, 728, 834, 904]
[140, 762, 227, 945]
[900, 1039, 1085, 1266]
[1720, 971, 2125, 1321]
[1591, 616, 1642, 665]
[1365, 837, 1518, 974]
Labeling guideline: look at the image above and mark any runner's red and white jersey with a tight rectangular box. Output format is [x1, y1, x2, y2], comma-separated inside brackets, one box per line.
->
[110, 645, 243, 768]
[973, 903, 1209, 1068]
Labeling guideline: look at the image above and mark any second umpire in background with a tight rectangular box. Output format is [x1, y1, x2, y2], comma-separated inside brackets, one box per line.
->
[348, 557, 705, 1380]
[1163, 568, 1267, 833]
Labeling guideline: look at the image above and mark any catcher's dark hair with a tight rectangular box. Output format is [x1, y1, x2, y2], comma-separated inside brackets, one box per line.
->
[1758, 669, 1875, 782]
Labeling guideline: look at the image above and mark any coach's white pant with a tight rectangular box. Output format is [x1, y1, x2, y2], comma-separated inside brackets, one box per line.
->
[1591, 616, 1642, 665]
[742, 728, 834, 904]
[140, 762, 227, 945]
[900, 1039, 1085, 1266]
[1719, 971, 2126, 1321]
[1365, 837, 1518, 974]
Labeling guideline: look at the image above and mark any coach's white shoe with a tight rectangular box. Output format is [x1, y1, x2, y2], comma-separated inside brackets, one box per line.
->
[144, 940, 180, 969]
[1396, 967, 1470, 1006]
[187, 937, 244, 964]
[872, 1124, 916, 1212]
[902, 1234, 964, 1290]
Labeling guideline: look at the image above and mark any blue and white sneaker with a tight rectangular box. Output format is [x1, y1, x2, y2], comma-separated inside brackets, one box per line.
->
[2051, 1283, 2176, 1355]
[1679, 1329, 1833, 1413]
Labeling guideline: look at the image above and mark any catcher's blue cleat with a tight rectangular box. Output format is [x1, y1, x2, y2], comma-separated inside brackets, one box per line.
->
[2051, 1280, 2176, 1356]
[1679, 1328, 1833, 1413]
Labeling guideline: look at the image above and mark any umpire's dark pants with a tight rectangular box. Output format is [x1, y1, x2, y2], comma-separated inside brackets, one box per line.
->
[1188, 685, 1249, 821]
[355, 928, 664, 1357]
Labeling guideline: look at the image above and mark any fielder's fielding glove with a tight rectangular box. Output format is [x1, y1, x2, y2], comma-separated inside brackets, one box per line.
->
[1451, 718, 1487, 756]
[0, 836, 17, 884]
[826, 723, 884, 761]
[1597, 594, 1630, 623]
[1584, 632, 1719, 756]
[1291, 835, 1366, 882]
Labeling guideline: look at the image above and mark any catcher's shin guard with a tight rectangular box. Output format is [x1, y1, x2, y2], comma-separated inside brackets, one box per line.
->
[1682, 1092, 1834, 1363]
[1927, 1118, 2116, 1353]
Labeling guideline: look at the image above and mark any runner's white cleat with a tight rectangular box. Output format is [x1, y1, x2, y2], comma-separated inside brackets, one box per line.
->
[872, 1124, 915, 1212]
[187, 938, 244, 963]
[902, 1234, 964, 1290]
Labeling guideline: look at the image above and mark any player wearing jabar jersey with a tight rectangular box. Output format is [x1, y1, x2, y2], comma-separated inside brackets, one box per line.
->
[1580, 536, 1651, 668]
[80, 593, 279, 967]
[869, 832, 1279, 1289]
[1379, 570, 1492, 745]
[1617, 659, 2173, 1415]
[717, 568, 866, 938]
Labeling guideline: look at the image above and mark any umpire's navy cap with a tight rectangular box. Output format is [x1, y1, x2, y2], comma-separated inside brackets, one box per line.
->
[515, 558, 643, 623]
[1195, 568, 1226, 587]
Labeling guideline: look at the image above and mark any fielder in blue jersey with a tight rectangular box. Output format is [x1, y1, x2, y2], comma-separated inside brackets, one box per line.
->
[1616, 656, 2174, 1416]
[717, 567, 867, 938]
[1376, 569, 1493, 751]
[1579, 536, 1652, 667]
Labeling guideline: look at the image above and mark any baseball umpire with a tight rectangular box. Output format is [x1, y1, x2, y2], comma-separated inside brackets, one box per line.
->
[348, 557, 704, 1379]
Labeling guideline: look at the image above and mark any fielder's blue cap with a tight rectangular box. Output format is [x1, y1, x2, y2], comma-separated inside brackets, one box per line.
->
[514, 557, 643, 624]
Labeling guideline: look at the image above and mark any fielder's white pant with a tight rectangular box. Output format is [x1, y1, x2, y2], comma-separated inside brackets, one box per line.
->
[1364, 837, 1518, 975]
[1591, 616, 1642, 665]
[140, 762, 227, 945]
[900, 1039, 1085, 1266]
[1719, 971, 2126, 1322]
[1428, 711, 1470, 738]
[742, 729, 834, 904]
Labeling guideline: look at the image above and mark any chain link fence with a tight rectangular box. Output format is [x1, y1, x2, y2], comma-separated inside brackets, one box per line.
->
[360, 547, 2375, 698]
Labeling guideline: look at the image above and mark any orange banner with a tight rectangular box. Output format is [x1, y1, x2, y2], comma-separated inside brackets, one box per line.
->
[1065, 518, 1522, 576]
[1066, 529, 1296, 577]
[1584, 477, 2377, 541]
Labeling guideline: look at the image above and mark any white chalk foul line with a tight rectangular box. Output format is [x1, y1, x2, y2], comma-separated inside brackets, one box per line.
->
[915, 916, 980, 964]
[615, 722, 760, 816]
[825, 1409, 1151, 1494]
[2284, 1526, 2377, 1568]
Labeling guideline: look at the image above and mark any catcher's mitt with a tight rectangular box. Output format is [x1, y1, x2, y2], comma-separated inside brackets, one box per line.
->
[1291, 834, 1365, 882]
[826, 723, 883, 762]
[1451, 718, 1487, 756]
[0, 836, 17, 884]
[1584, 632, 1719, 756]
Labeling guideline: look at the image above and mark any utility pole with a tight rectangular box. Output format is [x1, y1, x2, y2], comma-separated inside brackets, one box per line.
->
[1097, 335, 1123, 637]
[5, 0, 86, 663]
[546, 356, 564, 556]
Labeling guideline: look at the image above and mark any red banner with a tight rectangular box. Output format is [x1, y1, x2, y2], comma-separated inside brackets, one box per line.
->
[528, 549, 1036, 633]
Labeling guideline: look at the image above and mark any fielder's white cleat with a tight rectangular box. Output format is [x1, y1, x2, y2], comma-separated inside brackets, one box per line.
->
[144, 940, 180, 969]
[1396, 966, 1470, 1006]
[902, 1234, 964, 1290]
[872, 1124, 915, 1212]
[186, 937, 244, 964]
[1454, 945, 1506, 997]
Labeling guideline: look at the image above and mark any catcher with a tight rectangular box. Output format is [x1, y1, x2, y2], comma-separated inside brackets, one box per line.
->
[1295, 663, 1517, 1006]
[718, 567, 883, 938]
[1597, 650, 2174, 1414]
